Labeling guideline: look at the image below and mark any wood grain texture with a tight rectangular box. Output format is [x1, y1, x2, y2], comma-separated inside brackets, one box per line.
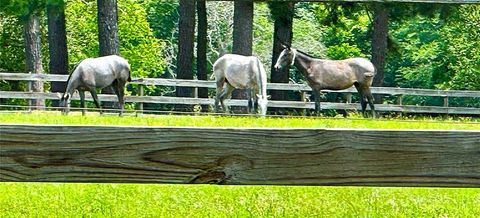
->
[1, 124, 479, 187]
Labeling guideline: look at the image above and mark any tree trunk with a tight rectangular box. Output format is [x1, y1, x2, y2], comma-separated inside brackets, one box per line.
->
[197, 0, 208, 112]
[232, 0, 253, 113]
[47, 1, 69, 107]
[269, 2, 295, 102]
[176, 0, 196, 111]
[97, 0, 119, 56]
[24, 13, 44, 110]
[371, 3, 389, 103]
[97, 0, 119, 109]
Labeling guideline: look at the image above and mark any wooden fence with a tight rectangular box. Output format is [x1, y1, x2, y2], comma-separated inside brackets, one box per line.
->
[1, 72, 480, 115]
[1, 124, 479, 187]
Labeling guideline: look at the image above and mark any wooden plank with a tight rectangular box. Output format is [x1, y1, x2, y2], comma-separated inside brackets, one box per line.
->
[2, 91, 480, 114]
[1, 124, 479, 186]
[2, 72, 479, 97]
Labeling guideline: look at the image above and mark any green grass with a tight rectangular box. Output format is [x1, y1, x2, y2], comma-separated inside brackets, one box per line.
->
[0, 111, 479, 130]
[0, 183, 479, 217]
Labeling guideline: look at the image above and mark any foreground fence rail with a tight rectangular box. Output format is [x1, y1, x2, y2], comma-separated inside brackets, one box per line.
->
[1, 72, 480, 115]
[1, 124, 479, 187]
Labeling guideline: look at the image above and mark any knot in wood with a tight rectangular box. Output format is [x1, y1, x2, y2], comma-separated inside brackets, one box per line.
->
[189, 155, 252, 184]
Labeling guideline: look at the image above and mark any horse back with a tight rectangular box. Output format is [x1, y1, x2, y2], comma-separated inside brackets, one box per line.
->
[347, 58, 375, 76]
[213, 54, 259, 89]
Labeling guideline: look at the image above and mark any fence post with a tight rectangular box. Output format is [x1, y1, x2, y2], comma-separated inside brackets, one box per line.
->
[301, 91, 307, 116]
[397, 94, 403, 117]
[443, 95, 449, 107]
[138, 84, 144, 114]
[27, 72, 32, 112]
[346, 93, 352, 104]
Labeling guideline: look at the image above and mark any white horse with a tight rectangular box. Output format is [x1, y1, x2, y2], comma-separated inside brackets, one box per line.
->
[211, 54, 269, 116]
[59, 55, 131, 116]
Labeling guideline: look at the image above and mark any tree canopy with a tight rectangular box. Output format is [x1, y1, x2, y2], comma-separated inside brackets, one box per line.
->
[0, 1, 478, 109]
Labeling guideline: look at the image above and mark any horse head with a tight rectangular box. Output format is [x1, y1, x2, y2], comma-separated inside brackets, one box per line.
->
[256, 94, 270, 117]
[274, 46, 295, 70]
[58, 93, 71, 115]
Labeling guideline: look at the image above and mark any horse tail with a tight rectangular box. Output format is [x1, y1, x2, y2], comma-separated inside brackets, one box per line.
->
[365, 61, 376, 77]
[255, 57, 267, 97]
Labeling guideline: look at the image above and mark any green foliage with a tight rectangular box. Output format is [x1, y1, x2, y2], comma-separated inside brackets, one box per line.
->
[0, 0, 45, 20]
[389, 4, 480, 93]
[0, 14, 24, 71]
[312, 3, 370, 60]
[441, 5, 480, 91]
[64, 0, 98, 65]
[66, 0, 165, 80]
[117, 0, 165, 79]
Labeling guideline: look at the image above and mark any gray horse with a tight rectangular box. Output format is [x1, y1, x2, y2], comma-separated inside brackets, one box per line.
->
[211, 54, 269, 116]
[274, 45, 376, 118]
[59, 55, 131, 116]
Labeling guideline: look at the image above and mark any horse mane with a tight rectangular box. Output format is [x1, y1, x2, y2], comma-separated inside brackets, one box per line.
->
[65, 61, 82, 84]
[294, 49, 318, 59]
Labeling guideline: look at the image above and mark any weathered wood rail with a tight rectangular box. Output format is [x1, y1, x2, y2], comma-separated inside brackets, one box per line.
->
[1, 124, 479, 187]
[1, 72, 479, 115]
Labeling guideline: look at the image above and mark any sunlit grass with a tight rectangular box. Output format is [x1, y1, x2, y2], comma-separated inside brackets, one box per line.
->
[0, 111, 479, 130]
[0, 183, 479, 217]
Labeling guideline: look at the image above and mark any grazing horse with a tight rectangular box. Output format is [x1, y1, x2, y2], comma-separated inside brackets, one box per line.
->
[274, 45, 376, 118]
[211, 54, 269, 116]
[59, 55, 131, 116]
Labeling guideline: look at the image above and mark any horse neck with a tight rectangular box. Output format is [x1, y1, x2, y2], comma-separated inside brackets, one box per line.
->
[292, 50, 314, 77]
[64, 72, 79, 97]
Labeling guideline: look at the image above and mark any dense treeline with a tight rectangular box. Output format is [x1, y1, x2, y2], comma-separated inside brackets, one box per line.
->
[0, 0, 478, 110]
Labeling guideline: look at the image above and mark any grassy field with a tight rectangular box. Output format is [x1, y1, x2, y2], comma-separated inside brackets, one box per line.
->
[0, 111, 479, 130]
[1, 112, 479, 217]
[0, 183, 479, 217]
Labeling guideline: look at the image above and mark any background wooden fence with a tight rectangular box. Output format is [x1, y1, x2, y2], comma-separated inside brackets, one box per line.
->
[1, 124, 479, 187]
[1, 72, 479, 115]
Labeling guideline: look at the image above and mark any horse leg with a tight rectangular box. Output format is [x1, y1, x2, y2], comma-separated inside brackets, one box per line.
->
[110, 81, 120, 109]
[79, 90, 86, 116]
[219, 84, 235, 113]
[312, 90, 322, 116]
[246, 88, 253, 114]
[112, 80, 126, 116]
[115, 81, 126, 116]
[364, 88, 376, 118]
[214, 77, 225, 113]
[354, 83, 368, 118]
[89, 89, 103, 115]
[253, 89, 259, 114]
